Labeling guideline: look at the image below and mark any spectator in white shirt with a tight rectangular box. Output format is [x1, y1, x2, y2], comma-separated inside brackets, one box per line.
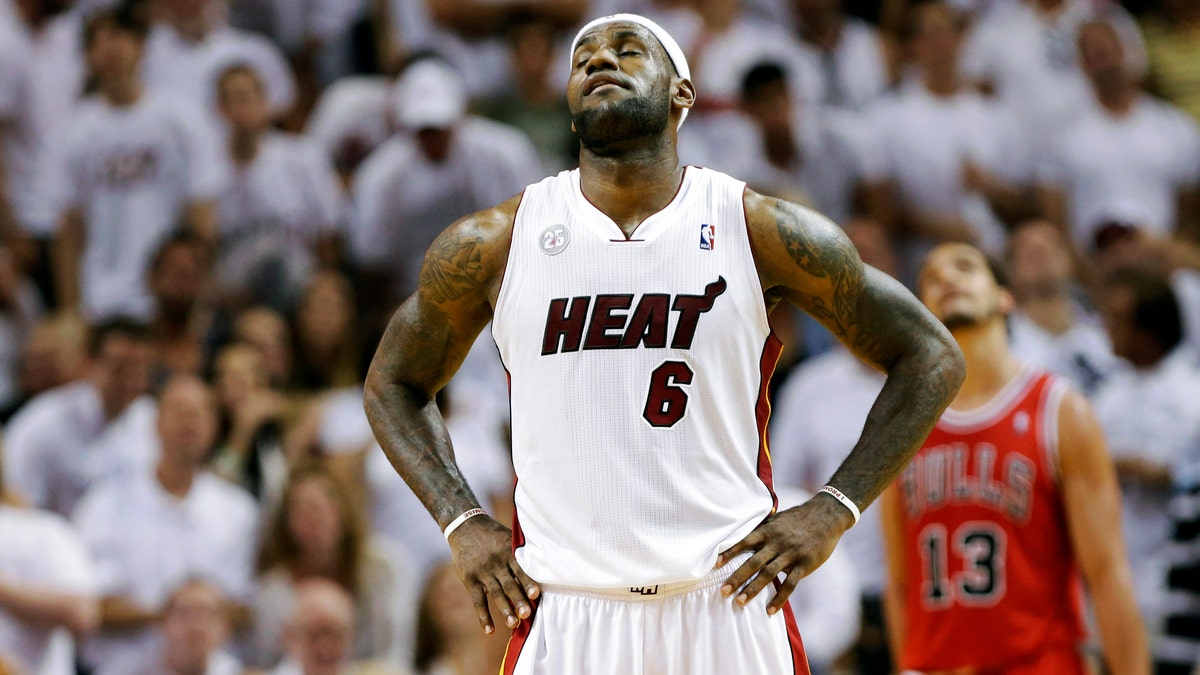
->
[142, 0, 296, 120]
[736, 61, 889, 227]
[270, 579, 407, 675]
[73, 374, 258, 673]
[102, 578, 243, 675]
[0, 456, 99, 675]
[349, 56, 540, 306]
[215, 63, 343, 312]
[1092, 267, 1200, 656]
[961, 0, 1146, 147]
[789, 0, 889, 110]
[50, 6, 227, 321]
[1004, 219, 1117, 395]
[873, 0, 1027, 276]
[1037, 19, 1200, 251]
[1, 318, 156, 518]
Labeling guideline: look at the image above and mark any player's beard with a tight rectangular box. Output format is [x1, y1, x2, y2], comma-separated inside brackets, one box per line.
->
[572, 88, 671, 157]
[940, 299, 1003, 332]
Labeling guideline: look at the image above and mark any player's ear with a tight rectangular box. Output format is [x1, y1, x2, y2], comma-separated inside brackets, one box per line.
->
[673, 78, 696, 112]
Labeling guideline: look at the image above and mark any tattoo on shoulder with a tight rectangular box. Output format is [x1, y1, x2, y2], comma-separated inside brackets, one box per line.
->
[773, 200, 863, 337]
[419, 229, 486, 304]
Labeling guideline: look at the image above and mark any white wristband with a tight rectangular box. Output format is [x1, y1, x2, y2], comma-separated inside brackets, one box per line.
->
[819, 485, 860, 526]
[443, 508, 487, 541]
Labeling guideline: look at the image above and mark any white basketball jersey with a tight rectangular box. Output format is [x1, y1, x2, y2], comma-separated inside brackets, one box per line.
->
[492, 166, 779, 589]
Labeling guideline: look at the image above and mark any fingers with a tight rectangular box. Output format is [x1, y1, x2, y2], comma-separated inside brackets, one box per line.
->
[720, 549, 770, 599]
[498, 570, 533, 621]
[468, 582, 495, 634]
[483, 577, 519, 629]
[716, 529, 763, 568]
[766, 569, 804, 616]
[512, 560, 541, 600]
[734, 557, 788, 606]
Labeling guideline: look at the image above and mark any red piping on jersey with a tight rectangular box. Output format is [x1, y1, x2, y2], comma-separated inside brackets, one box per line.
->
[500, 596, 539, 674]
[756, 332, 785, 512]
[774, 579, 813, 675]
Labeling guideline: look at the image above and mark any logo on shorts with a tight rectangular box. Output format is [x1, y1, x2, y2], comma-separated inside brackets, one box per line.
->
[629, 586, 660, 596]
[541, 225, 570, 255]
[699, 223, 715, 251]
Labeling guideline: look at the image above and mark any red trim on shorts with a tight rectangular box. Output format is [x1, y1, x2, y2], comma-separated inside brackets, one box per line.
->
[775, 587, 812, 675]
[755, 332, 785, 511]
[501, 597, 539, 675]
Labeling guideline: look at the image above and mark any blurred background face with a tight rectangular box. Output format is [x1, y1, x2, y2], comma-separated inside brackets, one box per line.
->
[93, 333, 152, 414]
[1098, 284, 1137, 362]
[1005, 221, 1073, 295]
[151, 243, 207, 321]
[286, 477, 344, 556]
[845, 219, 898, 278]
[214, 344, 267, 411]
[297, 274, 353, 355]
[918, 245, 1011, 331]
[289, 584, 355, 675]
[912, 3, 962, 73]
[742, 78, 793, 134]
[162, 582, 229, 674]
[235, 309, 292, 385]
[21, 317, 87, 397]
[1078, 22, 1125, 84]
[157, 378, 219, 468]
[218, 68, 270, 135]
[86, 22, 142, 84]
[426, 564, 477, 642]
[509, 19, 556, 89]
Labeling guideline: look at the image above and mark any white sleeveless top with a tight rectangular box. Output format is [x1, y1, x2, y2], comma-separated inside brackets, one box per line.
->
[492, 166, 779, 589]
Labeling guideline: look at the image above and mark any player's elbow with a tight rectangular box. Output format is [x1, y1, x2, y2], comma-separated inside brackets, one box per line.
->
[923, 329, 966, 398]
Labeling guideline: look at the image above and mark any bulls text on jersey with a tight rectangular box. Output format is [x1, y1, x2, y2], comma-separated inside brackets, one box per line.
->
[899, 442, 1036, 524]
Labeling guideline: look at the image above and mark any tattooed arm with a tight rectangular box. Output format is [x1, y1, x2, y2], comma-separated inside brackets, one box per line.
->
[364, 194, 538, 635]
[719, 191, 965, 615]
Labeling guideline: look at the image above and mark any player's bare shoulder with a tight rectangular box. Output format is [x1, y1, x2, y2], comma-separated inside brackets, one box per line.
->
[741, 188, 864, 299]
[418, 193, 523, 309]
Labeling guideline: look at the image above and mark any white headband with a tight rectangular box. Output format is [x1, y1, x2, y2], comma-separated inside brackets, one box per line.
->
[570, 13, 693, 127]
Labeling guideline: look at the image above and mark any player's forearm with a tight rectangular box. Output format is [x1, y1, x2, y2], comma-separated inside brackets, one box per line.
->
[827, 334, 964, 510]
[364, 372, 483, 529]
[0, 581, 98, 634]
[1090, 563, 1150, 675]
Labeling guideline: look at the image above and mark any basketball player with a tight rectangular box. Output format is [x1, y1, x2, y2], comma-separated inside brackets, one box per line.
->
[881, 243, 1148, 674]
[365, 14, 965, 674]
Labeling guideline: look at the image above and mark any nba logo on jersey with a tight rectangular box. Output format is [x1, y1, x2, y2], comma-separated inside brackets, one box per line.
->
[700, 223, 715, 250]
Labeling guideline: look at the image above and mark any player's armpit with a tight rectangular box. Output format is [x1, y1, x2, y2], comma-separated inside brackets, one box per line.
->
[1057, 388, 1150, 675]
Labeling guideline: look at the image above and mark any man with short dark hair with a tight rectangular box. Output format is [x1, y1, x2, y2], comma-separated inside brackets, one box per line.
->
[882, 243, 1147, 674]
[48, 6, 226, 321]
[1091, 266, 1200, 658]
[2, 318, 156, 517]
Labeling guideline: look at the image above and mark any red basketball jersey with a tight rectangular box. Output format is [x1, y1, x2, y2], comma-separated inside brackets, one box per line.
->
[896, 367, 1087, 672]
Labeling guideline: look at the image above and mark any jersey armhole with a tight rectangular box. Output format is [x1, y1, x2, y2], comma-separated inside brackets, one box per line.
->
[491, 188, 528, 345]
[1040, 377, 1071, 485]
[740, 184, 774, 336]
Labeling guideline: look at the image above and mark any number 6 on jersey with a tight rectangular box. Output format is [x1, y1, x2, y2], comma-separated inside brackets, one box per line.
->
[643, 360, 693, 427]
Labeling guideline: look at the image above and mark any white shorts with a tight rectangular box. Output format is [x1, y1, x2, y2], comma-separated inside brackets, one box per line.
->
[501, 556, 811, 675]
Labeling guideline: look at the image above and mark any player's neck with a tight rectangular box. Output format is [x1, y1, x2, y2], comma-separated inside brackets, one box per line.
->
[950, 322, 1022, 410]
[579, 149, 684, 236]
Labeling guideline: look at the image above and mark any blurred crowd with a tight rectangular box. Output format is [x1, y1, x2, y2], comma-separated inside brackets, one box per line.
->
[0, 0, 1197, 673]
